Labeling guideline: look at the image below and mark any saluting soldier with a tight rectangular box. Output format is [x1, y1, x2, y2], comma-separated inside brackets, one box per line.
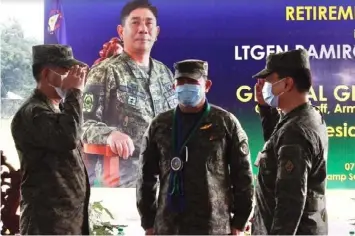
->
[82, 0, 177, 187]
[136, 59, 254, 235]
[11, 44, 90, 235]
[252, 49, 329, 235]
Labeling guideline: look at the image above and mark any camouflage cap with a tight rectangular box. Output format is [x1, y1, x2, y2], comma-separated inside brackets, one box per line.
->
[32, 44, 86, 68]
[252, 48, 310, 78]
[174, 59, 208, 80]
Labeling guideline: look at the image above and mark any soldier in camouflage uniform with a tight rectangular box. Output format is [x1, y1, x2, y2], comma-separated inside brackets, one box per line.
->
[11, 44, 90, 235]
[82, 0, 177, 187]
[136, 60, 254, 235]
[252, 49, 329, 235]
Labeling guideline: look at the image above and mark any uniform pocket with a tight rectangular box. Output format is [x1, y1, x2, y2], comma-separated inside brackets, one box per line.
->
[256, 141, 275, 175]
[206, 132, 227, 175]
[256, 145, 277, 191]
[116, 85, 146, 113]
[161, 81, 177, 106]
[258, 152, 272, 175]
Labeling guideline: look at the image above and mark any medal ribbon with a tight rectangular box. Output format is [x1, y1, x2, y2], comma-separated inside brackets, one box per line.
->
[167, 101, 211, 212]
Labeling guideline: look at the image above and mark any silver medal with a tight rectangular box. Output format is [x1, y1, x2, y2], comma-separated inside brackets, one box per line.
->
[171, 157, 183, 171]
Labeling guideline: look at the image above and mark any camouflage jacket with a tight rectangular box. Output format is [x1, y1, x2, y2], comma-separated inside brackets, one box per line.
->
[136, 104, 254, 235]
[11, 89, 90, 235]
[253, 103, 328, 235]
[82, 52, 177, 157]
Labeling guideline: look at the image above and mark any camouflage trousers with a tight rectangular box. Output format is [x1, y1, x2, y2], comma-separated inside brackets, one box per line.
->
[118, 157, 139, 188]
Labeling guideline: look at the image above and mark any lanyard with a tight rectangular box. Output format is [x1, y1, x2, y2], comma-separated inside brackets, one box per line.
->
[172, 102, 211, 156]
[168, 102, 210, 212]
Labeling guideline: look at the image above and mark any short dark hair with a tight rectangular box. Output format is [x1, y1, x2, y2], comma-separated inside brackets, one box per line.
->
[120, 0, 158, 25]
[32, 64, 43, 82]
[277, 68, 312, 93]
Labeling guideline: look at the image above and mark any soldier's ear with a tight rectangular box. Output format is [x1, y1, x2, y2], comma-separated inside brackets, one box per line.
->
[41, 67, 49, 82]
[156, 26, 160, 40]
[205, 80, 212, 93]
[172, 83, 176, 90]
[117, 25, 124, 41]
[285, 77, 294, 92]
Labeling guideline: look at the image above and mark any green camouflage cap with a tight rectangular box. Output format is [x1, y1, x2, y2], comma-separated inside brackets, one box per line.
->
[252, 48, 310, 78]
[32, 44, 86, 68]
[174, 59, 208, 80]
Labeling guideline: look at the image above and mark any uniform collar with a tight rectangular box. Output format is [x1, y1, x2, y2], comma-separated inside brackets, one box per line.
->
[176, 100, 208, 116]
[121, 51, 159, 79]
[33, 89, 60, 112]
[282, 102, 311, 121]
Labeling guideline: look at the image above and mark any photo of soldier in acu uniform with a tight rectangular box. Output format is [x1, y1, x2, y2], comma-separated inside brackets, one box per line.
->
[136, 59, 254, 235]
[82, 0, 178, 187]
[11, 44, 90, 235]
[252, 49, 329, 235]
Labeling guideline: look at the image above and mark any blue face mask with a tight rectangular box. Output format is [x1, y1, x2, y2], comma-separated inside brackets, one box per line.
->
[262, 79, 286, 108]
[175, 84, 204, 107]
[262, 81, 279, 107]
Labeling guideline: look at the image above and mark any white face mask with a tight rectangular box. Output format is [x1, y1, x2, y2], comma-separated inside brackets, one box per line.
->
[49, 69, 68, 99]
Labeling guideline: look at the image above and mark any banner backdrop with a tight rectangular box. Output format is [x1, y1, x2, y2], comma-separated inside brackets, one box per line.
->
[44, 0, 355, 189]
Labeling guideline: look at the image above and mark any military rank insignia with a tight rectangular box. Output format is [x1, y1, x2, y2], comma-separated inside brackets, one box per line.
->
[127, 96, 137, 106]
[200, 123, 212, 130]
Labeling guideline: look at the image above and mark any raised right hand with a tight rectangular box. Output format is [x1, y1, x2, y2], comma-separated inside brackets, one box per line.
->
[106, 131, 135, 159]
[255, 78, 267, 106]
[62, 65, 88, 91]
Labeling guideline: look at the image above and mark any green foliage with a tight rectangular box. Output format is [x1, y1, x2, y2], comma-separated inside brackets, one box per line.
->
[0, 19, 40, 98]
[89, 201, 127, 235]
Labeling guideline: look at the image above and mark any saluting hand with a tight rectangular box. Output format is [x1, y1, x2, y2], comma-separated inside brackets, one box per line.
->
[62, 65, 89, 92]
[255, 78, 267, 106]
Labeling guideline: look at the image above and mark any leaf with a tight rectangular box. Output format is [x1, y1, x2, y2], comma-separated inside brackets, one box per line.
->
[89, 201, 120, 235]
[102, 207, 114, 219]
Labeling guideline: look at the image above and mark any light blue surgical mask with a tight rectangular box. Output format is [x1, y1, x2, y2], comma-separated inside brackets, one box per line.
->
[49, 69, 68, 99]
[176, 84, 204, 107]
[262, 79, 285, 108]
[54, 87, 67, 100]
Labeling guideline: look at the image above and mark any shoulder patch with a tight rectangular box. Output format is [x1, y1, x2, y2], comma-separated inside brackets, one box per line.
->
[284, 160, 294, 173]
[239, 140, 249, 156]
[83, 93, 94, 112]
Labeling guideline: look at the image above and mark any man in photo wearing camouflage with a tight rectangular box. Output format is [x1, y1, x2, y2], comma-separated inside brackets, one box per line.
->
[82, 0, 177, 188]
[136, 59, 254, 235]
[11, 44, 90, 235]
[252, 49, 329, 235]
